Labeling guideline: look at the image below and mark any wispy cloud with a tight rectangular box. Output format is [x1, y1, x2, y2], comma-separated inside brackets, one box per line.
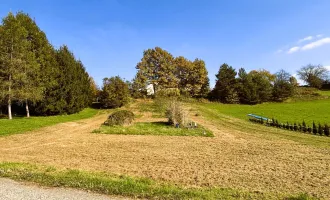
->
[287, 46, 300, 54]
[325, 65, 330, 70]
[275, 49, 283, 54]
[298, 36, 313, 43]
[317, 34, 323, 38]
[301, 37, 330, 51]
[284, 36, 330, 54]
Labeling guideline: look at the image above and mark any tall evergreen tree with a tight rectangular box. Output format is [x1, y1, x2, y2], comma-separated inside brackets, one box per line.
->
[0, 12, 31, 119]
[236, 68, 257, 104]
[211, 63, 237, 103]
[16, 12, 44, 117]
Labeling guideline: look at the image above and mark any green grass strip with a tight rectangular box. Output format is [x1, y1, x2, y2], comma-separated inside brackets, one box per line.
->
[93, 122, 213, 137]
[0, 162, 317, 200]
[0, 108, 99, 136]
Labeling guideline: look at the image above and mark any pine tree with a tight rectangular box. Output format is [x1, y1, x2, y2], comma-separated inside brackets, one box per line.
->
[294, 122, 298, 131]
[324, 124, 330, 136]
[298, 123, 302, 132]
[211, 63, 237, 103]
[307, 126, 312, 133]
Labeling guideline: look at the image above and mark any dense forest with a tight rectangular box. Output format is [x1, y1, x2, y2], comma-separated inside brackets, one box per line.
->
[0, 12, 93, 119]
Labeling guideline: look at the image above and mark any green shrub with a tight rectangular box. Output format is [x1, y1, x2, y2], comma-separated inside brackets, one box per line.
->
[312, 121, 317, 134]
[293, 123, 298, 131]
[271, 118, 275, 126]
[318, 123, 323, 135]
[298, 123, 302, 132]
[0, 114, 7, 119]
[156, 88, 180, 98]
[105, 110, 134, 126]
[153, 97, 170, 115]
[289, 124, 293, 131]
[307, 126, 312, 133]
[302, 121, 307, 132]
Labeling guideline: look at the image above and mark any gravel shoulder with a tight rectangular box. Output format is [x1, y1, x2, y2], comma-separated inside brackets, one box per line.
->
[0, 178, 126, 200]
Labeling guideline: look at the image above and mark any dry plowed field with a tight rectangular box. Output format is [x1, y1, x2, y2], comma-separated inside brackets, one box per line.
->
[0, 108, 330, 198]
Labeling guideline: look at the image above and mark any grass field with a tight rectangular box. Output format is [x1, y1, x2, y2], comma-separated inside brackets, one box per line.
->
[0, 162, 315, 200]
[199, 98, 330, 126]
[93, 122, 213, 137]
[0, 108, 99, 136]
[1, 100, 329, 199]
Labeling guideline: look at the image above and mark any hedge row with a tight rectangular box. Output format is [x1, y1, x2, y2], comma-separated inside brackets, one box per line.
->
[249, 118, 330, 136]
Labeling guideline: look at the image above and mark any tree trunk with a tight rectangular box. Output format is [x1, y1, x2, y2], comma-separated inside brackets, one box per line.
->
[8, 100, 12, 120]
[8, 74, 12, 120]
[25, 99, 30, 118]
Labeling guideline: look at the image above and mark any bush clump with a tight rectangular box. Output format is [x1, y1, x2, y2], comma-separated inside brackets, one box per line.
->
[105, 110, 134, 126]
[165, 100, 189, 127]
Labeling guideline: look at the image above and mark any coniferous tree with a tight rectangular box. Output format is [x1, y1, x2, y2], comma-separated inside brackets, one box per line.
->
[294, 122, 298, 131]
[318, 123, 323, 135]
[0, 12, 31, 119]
[16, 12, 44, 117]
[324, 124, 330, 136]
[298, 123, 302, 132]
[0, 11, 93, 117]
[307, 126, 312, 133]
[302, 120, 307, 132]
[211, 63, 237, 103]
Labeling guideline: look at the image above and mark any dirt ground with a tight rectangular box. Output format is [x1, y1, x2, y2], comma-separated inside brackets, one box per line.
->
[0, 106, 330, 199]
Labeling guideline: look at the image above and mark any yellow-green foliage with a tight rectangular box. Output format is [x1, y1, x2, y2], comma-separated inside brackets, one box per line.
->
[105, 110, 134, 126]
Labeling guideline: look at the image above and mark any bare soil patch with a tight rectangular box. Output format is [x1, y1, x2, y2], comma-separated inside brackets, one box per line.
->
[0, 106, 329, 198]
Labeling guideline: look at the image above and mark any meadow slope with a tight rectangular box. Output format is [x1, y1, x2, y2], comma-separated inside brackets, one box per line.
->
[0, 101, 329, 199]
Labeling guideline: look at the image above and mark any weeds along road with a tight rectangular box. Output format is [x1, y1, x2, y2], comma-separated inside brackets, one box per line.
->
[0, 105, 329, 199]
[0, 178, 127, 200]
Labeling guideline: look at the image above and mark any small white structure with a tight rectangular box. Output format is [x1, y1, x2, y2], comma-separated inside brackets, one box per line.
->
[146, 84, 154, 96]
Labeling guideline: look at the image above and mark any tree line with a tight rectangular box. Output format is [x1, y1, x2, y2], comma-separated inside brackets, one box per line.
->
[99, 50, 329, 108]
[1, 11, 329, 119]
[0, 12, 93, 119]
[209, 63, 328, 104]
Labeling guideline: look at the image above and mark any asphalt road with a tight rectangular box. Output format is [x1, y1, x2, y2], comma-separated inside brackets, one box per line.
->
[0, 178, 126, 200]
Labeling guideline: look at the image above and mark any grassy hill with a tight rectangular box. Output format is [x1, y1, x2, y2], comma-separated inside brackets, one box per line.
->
[199, 90, 330, 126]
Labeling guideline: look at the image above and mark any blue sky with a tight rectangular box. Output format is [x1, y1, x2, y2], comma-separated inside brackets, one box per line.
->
[1, 0, 330, 87]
